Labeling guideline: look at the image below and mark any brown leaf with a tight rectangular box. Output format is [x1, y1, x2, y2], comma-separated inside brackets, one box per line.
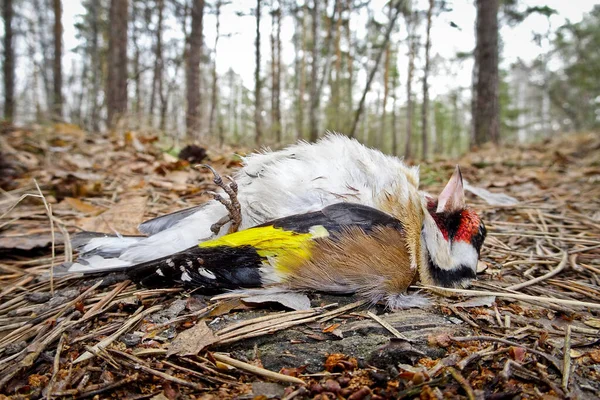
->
[77, 195, 147, 235]
[0, 233, 64, 250]
[583, 318, 600, 328]
[167, 320, 220, 357]
[63, 197, 105, 216]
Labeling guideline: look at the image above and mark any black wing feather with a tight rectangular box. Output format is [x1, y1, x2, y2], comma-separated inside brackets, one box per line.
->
[265, 203, 403, 234]
[129, 245, 264, 289]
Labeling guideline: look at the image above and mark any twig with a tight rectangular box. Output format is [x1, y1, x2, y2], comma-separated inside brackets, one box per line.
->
[211, 353, 305, 385]
[447, 367, 476, 400]
[110, 349, 206, 391]
[46, 333, 67, 399]
[451, 336, 562, 372]
[506, 251, 568, 290]
[33, 179, 56, 295]
[562, 325, 572, 393]
[74, 304, 163, 364]
[421, 286, 600, 310]
[51, 373, 140, 399]
[366, 311, 410, 341]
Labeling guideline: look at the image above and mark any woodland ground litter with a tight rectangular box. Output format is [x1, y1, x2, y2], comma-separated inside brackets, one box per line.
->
[0, 125, 599, 399]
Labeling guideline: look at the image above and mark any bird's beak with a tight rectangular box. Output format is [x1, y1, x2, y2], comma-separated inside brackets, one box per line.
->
[436, 165, 465, 213]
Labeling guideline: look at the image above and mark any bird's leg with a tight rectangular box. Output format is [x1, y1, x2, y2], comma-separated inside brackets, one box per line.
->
[201, 165, 242, 234]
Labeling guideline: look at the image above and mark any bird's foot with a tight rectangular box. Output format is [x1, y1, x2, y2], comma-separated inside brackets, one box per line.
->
[201, 164, 242, 234]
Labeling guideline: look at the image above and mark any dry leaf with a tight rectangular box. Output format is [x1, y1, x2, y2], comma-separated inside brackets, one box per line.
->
[241, 292, 311, 311]
[64, 197, 105, 216]
[77, 195, 147, 235]
[583, 318, 600, 328]
[167, 320, 220, 357]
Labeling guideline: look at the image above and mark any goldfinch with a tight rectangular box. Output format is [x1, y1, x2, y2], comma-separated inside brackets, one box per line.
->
[68, 134, 486, 305]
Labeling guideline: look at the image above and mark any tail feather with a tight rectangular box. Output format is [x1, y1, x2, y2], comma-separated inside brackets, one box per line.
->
[67, 255, 133, 273]
[71, 232, 145, 258]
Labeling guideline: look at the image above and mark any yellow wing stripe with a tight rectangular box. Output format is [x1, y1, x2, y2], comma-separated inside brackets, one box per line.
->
[198, 225, 325, 273]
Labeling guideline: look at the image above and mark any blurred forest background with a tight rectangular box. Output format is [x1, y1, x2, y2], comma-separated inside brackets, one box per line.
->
[1, 0, 598, 159]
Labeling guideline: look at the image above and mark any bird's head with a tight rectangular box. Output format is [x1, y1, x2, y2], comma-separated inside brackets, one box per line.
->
[419, 166, 486, 291]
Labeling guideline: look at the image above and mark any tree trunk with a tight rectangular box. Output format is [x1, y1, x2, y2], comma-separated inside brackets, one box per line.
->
[349, 1, 402, 139]
[150, 0, 165, 127]
[391, 68, 398, 156]
[3, 0, 15, 121]
[332, 0, 343, 131]
[209, 0, 222, 140]
[53, 0, 63, 120]
[186, 0, 204, 139]
[379, 42, 390, 150]
[421, 0, 433, 160]
[270, 2, 282, 143]
[89, 1, 101, 132]
[308, 0, 319, 142]
[254, 0, 263, 146]
[345, 0, 353, 134]
[404, 11, 417, 159]
[296, 3, 308, 140]
[107, 0, 129, 128]
[33, 0, 52, 112]
[131, 0, 142, 121]
[472, 0, 499, 147]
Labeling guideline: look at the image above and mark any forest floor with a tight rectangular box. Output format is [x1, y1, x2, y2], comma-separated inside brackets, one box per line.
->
[0, 125, 599, 399]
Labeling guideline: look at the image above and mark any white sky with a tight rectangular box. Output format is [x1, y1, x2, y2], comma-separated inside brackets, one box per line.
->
[58, 0, 596, 100]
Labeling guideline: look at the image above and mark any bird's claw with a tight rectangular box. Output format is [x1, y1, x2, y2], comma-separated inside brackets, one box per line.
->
[201, 165, 242, 234]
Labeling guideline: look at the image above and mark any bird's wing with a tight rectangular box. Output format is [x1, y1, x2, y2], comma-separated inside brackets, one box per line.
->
[138, 204, 207, 235]
[125, 203, 405, 289]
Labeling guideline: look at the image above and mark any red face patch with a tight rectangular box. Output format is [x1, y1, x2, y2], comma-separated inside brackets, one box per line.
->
[454, 210, 481, 242]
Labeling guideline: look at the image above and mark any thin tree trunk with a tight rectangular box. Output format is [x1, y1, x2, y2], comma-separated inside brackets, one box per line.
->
[404, 12, 417, 159]
[332, 0, 343, 130]
[3, 0, 15, 121]
[379, 43, 390, 150]
[349, 1, 402, 139]
[472, 0, 499, 147]
[107, 0, 129, 128]
[209, 0, 222, 139]
[131, 1, 142, 120]
[150, 0, 165, 126]
[345, 0, 353, 134]
[53, 0, 63, 120]
[421, 0, 433, 159]
[308, 0, 319, 142]
[391, 68, 398, 156]
[33, 0, 52, 111]
[272, 3, 282, 142]
[76, 61, 87, 125]
[186, 0, 204, 139]
[451, 92, 459, 155]
[297, 3, 307, 140]
[254, 0, 263, 145]
[89, 1, 101, 132]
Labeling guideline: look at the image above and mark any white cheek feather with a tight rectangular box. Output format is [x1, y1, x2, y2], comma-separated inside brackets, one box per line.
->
[450, 241, 478, 270]
[422, 216, 477, 271]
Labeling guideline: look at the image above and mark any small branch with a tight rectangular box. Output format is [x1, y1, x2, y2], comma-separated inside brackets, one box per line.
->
[420, 286, 600, 310]
[110, 349, 206, 391]
[451, 335, 562, 372]
[447, 367, 476, 400]
[212, 353, 305, 385]
[506, 251, 568, 290]
[367, 311, 411, 341]
[51, 373, 139, 399]
[562, 325, 572, 393]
